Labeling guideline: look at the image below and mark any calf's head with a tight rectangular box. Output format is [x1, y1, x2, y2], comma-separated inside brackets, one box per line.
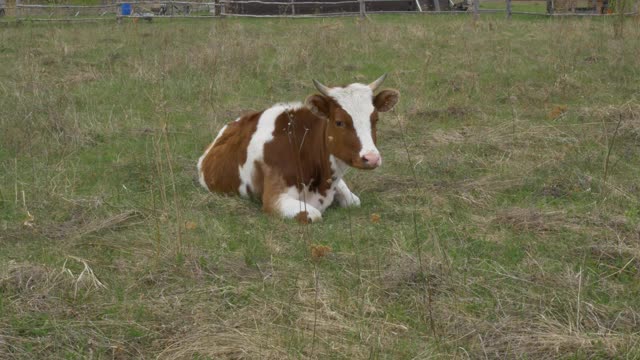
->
[305, 74, 400, 170]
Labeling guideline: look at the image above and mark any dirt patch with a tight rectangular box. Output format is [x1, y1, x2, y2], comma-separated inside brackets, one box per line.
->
[539, 182, 570, 198]
[430, 129, 466, 145]
[578, 104, 640, 140]
[0, 259, 106, 313]
[40, 209, 143, 241]
[354, 173, 422, 194]
[492, 208, 561, 233]
[380, 246, 447, 299]
[408, 105, 475, 121]
[0, 261, 52, 295]
[63, 70, 101, 86]
[589, 244, 640, 278]
[0, 261, 72, 313]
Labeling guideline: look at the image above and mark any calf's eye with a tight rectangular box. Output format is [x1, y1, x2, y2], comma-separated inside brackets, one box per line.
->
[336, 121, 345, 127]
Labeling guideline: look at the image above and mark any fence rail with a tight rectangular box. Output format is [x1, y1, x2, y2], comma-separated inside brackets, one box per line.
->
[17, 4, 119, 9]
[4, 0, 639, 22]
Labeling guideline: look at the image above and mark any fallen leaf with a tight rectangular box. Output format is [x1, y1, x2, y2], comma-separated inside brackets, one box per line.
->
[311, 245, 332, 259]
[185, 221, 197, 230]
[548, 105, 568, 120]
[371, 213, 381, 223]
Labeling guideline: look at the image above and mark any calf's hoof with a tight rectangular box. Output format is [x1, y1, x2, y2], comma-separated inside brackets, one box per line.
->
[339, 193, 361, 208]
[295, 208, 323, 224]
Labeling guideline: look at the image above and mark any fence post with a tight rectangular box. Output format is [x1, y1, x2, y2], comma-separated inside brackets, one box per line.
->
[473, 0, 479, 20]
[434, 0, 441, 12]
[16, 0, 20, 21]
[359, 0, 365, 18]
[291, 0, 295, 15]
[546, 0, 553, 14]
[506, 0, 511, 18]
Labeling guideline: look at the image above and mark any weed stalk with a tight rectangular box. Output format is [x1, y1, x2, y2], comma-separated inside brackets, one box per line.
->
[395, 112, 438, 340]
[603, 113, 623, 184]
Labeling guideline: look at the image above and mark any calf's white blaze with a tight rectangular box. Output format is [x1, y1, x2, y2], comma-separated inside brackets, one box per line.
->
[327, 84, 380, 159]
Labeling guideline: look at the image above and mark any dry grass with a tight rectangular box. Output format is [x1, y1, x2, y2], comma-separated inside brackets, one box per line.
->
[157, 320, 288, 359]
[492, 207, 562, 233]
[0, 258, 107, 314]
[39, 209, 143, 240]
[482, 315, 640, 358]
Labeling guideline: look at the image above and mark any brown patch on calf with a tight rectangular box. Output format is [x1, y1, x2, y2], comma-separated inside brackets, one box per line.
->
[260, 163, 287, 214]
[326, 106, 364, 169]
[200, 111, 262, 194]
[263, 108, 334, 196]
[370, 112, 379, 145]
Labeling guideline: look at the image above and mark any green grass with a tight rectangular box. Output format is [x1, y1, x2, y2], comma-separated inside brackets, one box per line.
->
[481, 0, 549, 12]
[1, 14, 640, 359]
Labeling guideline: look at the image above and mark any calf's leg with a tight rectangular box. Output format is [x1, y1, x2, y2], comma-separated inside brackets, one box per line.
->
[260, 164, 322, 222]
[274, 196, 322, 222]
[334, 179, 361, 208]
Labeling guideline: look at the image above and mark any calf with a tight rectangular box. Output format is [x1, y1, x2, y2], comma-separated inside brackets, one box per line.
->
[197, 75, 399, 222]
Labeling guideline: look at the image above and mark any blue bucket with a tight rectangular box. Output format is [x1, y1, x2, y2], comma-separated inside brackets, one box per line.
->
[121, 3, 132, 15]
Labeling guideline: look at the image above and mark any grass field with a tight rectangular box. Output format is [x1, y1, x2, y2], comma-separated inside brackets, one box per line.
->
[1, 14, 640, 359]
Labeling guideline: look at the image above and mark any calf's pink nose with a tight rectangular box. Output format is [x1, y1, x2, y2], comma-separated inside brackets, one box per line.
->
[362, 152, 382, 168]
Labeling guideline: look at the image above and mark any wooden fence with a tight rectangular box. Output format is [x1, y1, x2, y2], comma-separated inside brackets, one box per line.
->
[3, 0, 639, 22]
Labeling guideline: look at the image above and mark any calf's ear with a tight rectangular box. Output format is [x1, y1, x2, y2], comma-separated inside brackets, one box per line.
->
[373, 89, 400, 112]
[305, 94, 331, 119]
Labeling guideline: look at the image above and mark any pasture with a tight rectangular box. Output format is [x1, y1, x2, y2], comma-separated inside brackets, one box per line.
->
[1, 14, 640, 358]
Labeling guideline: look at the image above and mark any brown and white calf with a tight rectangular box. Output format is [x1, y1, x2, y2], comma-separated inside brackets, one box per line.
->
[197, 75, 399, 222]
